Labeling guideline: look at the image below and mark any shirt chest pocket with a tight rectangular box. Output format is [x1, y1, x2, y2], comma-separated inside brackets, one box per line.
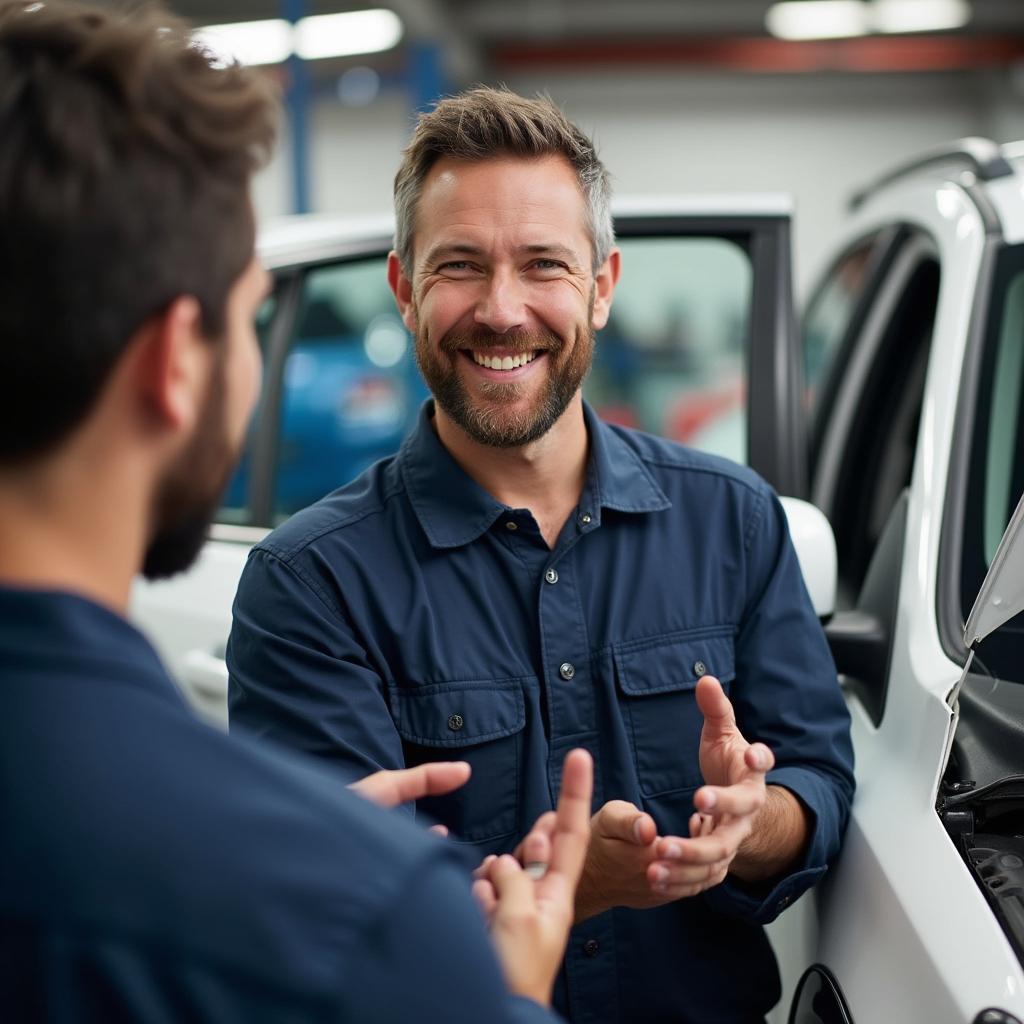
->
[390, 679, 527, 844]
[614, 630, 736, 797]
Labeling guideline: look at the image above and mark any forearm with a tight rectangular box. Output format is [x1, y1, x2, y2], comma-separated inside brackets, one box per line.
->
[730, 785, 810, 882]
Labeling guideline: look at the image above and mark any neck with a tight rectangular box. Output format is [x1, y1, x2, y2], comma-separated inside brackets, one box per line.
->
[434, 394, 589, 546]
[0, 438, 151, 615]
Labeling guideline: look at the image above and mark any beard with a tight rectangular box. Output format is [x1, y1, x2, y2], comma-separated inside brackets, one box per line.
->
[141, 358, 237, 580]
[414, 305, 595, 449]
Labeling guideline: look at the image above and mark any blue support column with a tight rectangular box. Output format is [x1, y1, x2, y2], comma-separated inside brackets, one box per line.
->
[282, 0, 310, 214]
[408, 41, 446, 114]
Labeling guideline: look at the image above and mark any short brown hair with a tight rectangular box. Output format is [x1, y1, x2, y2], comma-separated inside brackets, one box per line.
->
[0, 0, 277, 463]
[393, 86, 614, 275]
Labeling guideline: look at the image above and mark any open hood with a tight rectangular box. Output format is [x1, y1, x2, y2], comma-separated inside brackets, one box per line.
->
[964, 488, 1024, 649]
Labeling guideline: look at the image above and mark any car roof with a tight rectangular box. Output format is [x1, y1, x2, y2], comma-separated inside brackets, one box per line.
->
[256, 193, 794, 269]
[847, 137, 1024, 245]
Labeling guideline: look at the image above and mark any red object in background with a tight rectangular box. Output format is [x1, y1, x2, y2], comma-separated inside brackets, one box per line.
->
[667, 384, 744, 443]
[597, 404, 640, 430]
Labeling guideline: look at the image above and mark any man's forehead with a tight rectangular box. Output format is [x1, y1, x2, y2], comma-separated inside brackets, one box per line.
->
[412, 155, 591, 261]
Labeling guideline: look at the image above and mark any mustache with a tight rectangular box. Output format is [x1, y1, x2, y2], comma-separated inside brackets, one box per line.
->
[437, 325, 563, 355]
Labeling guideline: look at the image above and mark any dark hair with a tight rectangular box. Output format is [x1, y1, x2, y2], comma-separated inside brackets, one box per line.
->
[393, 86, 613, 276]
[0, 1, 277, 462]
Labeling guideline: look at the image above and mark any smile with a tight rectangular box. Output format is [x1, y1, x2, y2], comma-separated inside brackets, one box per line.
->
[469, 350, 539, 371]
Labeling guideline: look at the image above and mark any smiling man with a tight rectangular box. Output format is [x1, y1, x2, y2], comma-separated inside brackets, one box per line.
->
[229, 88, 856, 1023]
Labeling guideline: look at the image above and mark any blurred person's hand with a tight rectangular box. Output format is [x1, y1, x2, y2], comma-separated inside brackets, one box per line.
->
[472, 749, 593, 1007]
[349, 762, 471, 812]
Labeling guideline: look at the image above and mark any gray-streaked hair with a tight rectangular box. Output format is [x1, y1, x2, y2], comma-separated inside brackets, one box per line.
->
[393, 86, 614, 275]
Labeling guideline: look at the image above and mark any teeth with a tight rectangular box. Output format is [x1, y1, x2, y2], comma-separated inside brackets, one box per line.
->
[471, 351, 537, 370]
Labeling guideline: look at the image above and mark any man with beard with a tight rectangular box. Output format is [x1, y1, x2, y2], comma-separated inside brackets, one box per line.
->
[228, 89, 855, 1023]
[0, 8, 593, 1021]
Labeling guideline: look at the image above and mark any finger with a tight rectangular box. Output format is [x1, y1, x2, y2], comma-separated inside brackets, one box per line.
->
[489, 854, 535, 910]
[520, 829, 552, 876]
[648, 857, 731, 894]
[544, 749, 595, 895]
[595, 799, 656, 846]
[473, 853, 498, 881]
[699, 813, 714, 837]
[515, 810, 557, 867]
[693, 781, 766, 819]
[655, 833, 732, 866]
[429, 823, 449, 838]
[472, 878, 497, 920]
[349, 761, 471, 808]
[744, 742, 775, 774]
[694, 676, 737, 738]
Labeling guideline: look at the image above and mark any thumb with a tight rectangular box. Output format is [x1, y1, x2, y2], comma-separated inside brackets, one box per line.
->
[596, 800, 657, 845]
[695, 676, 737, 738]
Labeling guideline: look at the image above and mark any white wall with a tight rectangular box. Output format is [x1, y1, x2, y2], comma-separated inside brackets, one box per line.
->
[253, 66, 1023, 296]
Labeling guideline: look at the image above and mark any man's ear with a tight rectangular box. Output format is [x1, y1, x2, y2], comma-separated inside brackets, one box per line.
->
[591, 248, 622, 331]
[387, 250, 418, 333]
[134, 295, 209, 433]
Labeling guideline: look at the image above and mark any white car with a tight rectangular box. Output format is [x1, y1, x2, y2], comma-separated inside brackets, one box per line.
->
[132, 142, 1024, 1024]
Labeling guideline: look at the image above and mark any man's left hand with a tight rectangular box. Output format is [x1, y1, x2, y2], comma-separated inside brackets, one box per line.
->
[651, 675, 808, 885]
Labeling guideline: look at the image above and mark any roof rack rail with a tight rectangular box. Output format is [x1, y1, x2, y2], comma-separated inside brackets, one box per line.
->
[849, 137, 1015, 211]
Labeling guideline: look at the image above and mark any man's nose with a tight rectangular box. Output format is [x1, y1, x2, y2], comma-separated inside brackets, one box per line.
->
[473, 269, 526, 334]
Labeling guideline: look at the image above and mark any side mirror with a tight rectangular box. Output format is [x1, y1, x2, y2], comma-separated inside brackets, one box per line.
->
[964, 488, 1024, 648]
[779, 496, 837, 619]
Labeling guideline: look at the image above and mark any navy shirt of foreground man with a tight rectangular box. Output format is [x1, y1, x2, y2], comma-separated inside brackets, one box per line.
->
[229, 400, 856, 1023]
[0, 586, 557, 1024]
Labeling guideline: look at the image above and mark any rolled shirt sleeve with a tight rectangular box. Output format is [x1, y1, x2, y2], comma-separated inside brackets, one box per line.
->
[704, 488, 855, 924]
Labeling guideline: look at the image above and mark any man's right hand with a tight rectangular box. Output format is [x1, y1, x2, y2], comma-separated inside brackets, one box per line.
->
[573, 800, 721, 923]
[471, 749, 593, 1007]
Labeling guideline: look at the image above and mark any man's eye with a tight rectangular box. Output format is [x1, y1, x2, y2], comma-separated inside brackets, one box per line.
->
[439, 261, 472, 272]
[533, 259, 564, 271]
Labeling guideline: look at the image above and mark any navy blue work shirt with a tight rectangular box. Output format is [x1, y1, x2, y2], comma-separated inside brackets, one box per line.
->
[0, 586, 557, 1024]
[229, 400, 856, 1024]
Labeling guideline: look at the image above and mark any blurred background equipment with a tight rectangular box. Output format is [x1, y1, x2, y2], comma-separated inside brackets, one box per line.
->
[148, 0, 1024, 294]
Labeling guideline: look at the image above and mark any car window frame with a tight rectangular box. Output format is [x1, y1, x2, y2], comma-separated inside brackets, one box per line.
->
[936, 232, 1014, 668]
[810, 228, 939, 522]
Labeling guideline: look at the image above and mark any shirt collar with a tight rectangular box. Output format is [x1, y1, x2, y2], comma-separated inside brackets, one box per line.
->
[399, 400, 670, 549]
[0, 584, 187, 708]
[581, 401, 671, 520]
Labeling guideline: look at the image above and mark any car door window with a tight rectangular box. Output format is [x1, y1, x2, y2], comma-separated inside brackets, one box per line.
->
[809, 233, 940, 603]
[272, 258, 425, 520]
[219, 293, 279, 524]
[959, 243, 1024, 682]
[589, 236, 751, 463]
[802, 231, 886, 419]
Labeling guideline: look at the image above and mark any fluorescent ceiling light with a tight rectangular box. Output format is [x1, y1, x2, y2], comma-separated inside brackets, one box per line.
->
[766, 1, 869, 40]
[294, 9, 403, 61]
[194, 9, 403, 67]
[194, 19, 291, 67]
[872, 0, 971, 34]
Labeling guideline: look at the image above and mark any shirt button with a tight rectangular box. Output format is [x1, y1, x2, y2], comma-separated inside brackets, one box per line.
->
[583, 938, 599, 957]
[580, 513, 592, 524]
[505, 521, 518, 531]
[559, 662, 575, 681]
[447, 713, 464, 731]
[545, 568, 559, 584]
[776, 894, 792, 912]
[693, 660, 707, 676]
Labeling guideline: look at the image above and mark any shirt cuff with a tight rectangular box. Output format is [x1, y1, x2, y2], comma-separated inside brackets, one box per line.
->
[702, 764, 842, 925]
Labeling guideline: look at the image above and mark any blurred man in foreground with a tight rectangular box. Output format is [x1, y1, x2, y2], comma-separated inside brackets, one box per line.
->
[0, 4, 590, 1019]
